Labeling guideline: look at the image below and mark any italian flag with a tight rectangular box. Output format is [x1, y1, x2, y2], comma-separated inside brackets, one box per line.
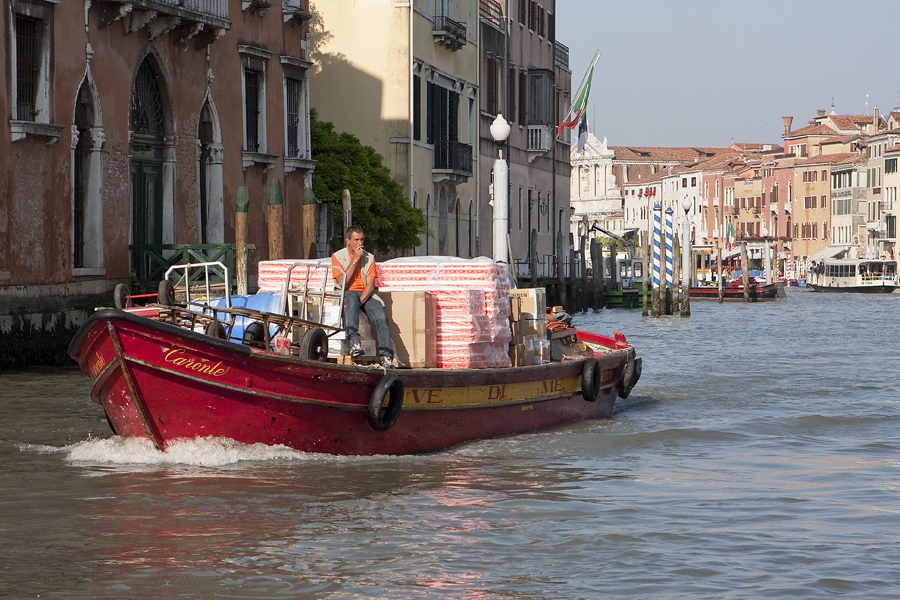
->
[726, 221, 737, 251]
[557, 50, 601, 136]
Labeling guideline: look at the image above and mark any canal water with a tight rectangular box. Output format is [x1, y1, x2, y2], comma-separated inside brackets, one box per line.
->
[1, 289, 898, 599]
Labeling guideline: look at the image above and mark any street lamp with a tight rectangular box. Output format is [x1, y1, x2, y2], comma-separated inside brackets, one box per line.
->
[680, 196, 691, 317]
[489, 114, 510, 264]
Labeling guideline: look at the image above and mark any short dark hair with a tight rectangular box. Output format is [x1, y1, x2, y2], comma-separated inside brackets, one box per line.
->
[345, 225, 364, 240]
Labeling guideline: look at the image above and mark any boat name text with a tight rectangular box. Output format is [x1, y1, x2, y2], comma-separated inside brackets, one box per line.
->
[164, 349, 230, 376]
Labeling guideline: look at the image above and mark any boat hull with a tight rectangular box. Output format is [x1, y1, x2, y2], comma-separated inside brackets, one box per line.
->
[808, 284, 897, 293]
[68, 310, 634, 455]
[689, 282, 781, 302]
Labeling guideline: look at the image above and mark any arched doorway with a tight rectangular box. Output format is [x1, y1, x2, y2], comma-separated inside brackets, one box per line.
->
[198, 99, 224, 244]
[129, 58, 166, 285]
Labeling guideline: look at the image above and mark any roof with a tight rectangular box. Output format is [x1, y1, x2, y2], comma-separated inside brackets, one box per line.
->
[784, 123, 838, 139]
[796, 152, 866, 167]
[820, 133, 864, 145]
[611, 146, 726, 163]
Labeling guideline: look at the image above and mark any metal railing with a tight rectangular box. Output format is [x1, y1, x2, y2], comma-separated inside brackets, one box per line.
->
[434, 16, 467, 40]
[554, 41, 569, 70]
[97, 0, 229, 22]
[434, 140, 473, 176]
[130, 243, 239, 292]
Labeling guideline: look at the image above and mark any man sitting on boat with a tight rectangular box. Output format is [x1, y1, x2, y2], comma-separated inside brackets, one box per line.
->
[332, 226, 395, 368]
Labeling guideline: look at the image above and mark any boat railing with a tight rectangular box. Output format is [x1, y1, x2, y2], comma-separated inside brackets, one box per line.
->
[280, 260, 347, 332]
[165, 261, 231, 307]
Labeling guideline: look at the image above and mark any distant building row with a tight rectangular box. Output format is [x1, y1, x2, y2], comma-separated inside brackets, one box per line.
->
[572, 106, 900, 280]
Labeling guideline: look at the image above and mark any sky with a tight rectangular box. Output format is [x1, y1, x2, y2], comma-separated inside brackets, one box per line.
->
[556, 0, 900, 149]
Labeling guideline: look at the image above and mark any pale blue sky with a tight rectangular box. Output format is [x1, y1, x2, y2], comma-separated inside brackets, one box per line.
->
[557, 0, 900, 148]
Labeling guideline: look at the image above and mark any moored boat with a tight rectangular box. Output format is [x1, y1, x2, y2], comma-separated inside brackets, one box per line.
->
[689, 279, 783, 302]
[68, 286, 640, 456]
[808, 258, 898, 293]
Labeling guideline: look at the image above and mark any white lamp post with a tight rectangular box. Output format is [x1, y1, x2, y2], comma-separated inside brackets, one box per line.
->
[681, 196, 692, 317]
[489, 114, 511, 264]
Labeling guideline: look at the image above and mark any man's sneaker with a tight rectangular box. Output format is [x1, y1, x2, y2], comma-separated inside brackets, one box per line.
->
[349, 343, 364, 357]
[380, 356, 395, 368]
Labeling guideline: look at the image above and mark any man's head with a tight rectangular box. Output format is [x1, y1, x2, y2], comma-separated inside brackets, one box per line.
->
[345, 226, 365, 252]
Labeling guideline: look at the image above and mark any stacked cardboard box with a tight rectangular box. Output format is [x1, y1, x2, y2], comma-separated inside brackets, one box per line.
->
[508, 288, 548, 366]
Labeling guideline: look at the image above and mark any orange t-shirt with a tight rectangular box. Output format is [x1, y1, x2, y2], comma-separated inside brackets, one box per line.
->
[332, 254, 376, 292]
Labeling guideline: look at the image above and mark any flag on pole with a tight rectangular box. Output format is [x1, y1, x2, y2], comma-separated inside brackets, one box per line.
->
[577, 113, 589, 153]
[726, 221, 737, 251]
[557, 50, 601, 136]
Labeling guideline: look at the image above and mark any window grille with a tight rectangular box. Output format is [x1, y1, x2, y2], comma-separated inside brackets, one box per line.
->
[15, 15, 39, 121]
[286, 78, 301, 156]
[245, 70, 260, 152]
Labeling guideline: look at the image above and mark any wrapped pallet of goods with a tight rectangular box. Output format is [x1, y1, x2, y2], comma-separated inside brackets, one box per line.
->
[378, 257, 513, 369]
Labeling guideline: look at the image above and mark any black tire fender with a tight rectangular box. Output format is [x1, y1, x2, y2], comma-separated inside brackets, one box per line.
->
[618, 357, 642, 400]
[158, 279, 176, 305]
[204, 320, 228, 340]
[299, 327, 328, 361]
[113, 283, 131, 310]
[368, 374, 404, 432]
[242, 322, 266, 349]
[581, 357, 600, 402]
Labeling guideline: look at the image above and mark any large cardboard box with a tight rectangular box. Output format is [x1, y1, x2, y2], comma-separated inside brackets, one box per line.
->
[381, 291, 428, 368]
[509, 288, 546, 316]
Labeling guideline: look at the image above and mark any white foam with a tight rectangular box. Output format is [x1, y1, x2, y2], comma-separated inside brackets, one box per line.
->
[63, 435, 313, 466]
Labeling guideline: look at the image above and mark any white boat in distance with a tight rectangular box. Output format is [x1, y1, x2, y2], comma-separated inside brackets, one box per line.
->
[809, 258, 898, 293]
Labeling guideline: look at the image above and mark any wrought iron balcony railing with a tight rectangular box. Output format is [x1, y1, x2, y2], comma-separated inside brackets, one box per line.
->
[433, 140, 473, 178]
[97, 0, 230, 40]
[554, 41, 569, 70]
[434, 16, 467, 50]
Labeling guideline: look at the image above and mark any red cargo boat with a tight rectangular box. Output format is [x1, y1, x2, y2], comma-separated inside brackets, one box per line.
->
[68, 307, 640, 456]
[689, 279, 783, 302]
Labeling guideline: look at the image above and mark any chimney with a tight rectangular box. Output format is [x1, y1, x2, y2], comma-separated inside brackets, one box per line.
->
[873, 106, 880, 134]
[782, 116, 793, 137]
[816, 108, 827, 118]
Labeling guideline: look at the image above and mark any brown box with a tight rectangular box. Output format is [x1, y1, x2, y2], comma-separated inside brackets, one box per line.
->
[380, 291, 428, 368]
[509, 296, 522, 321]
[507, 342, 526, 367]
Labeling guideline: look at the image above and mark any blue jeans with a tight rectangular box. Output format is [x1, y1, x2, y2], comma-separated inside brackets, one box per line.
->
[342, 291, 393, 358]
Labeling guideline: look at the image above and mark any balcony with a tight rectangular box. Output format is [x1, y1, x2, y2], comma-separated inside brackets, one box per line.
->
[526, 124, 553, 162]
[98, 0, 230, 44]
[434, 16, 467, 50]
[282, 0, 312, 23]
[433, 140, 473, 183]
[554, 41, 569, 70]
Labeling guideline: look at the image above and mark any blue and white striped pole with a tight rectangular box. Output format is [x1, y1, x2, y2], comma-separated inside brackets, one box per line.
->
[665, 207, 675, 293]
[652, 205, 662, 289]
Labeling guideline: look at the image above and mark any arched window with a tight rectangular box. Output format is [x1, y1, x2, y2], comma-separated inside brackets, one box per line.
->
[72, 76, 104, 272]
[454, 197, 461, 256]
[425, 193, 431, 255]
[468, 199, 475, 257]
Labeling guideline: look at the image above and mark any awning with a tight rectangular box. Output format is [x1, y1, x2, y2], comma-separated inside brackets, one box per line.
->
[808, 245, 850, 262]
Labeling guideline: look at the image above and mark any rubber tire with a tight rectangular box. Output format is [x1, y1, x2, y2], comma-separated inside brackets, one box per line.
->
[299, 327, 328, 361]
[242, 322, 266, 349]
[618, 357, 642, 400]
[204, 321, 228, 340]
[368, 374, 404, 433]
[158, 279, 176, 305]
[113, 283, 131, 310]
[581, 357, 600, 402]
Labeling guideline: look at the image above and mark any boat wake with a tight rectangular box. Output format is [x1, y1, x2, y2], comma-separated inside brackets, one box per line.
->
[22, 436, 314, 467]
